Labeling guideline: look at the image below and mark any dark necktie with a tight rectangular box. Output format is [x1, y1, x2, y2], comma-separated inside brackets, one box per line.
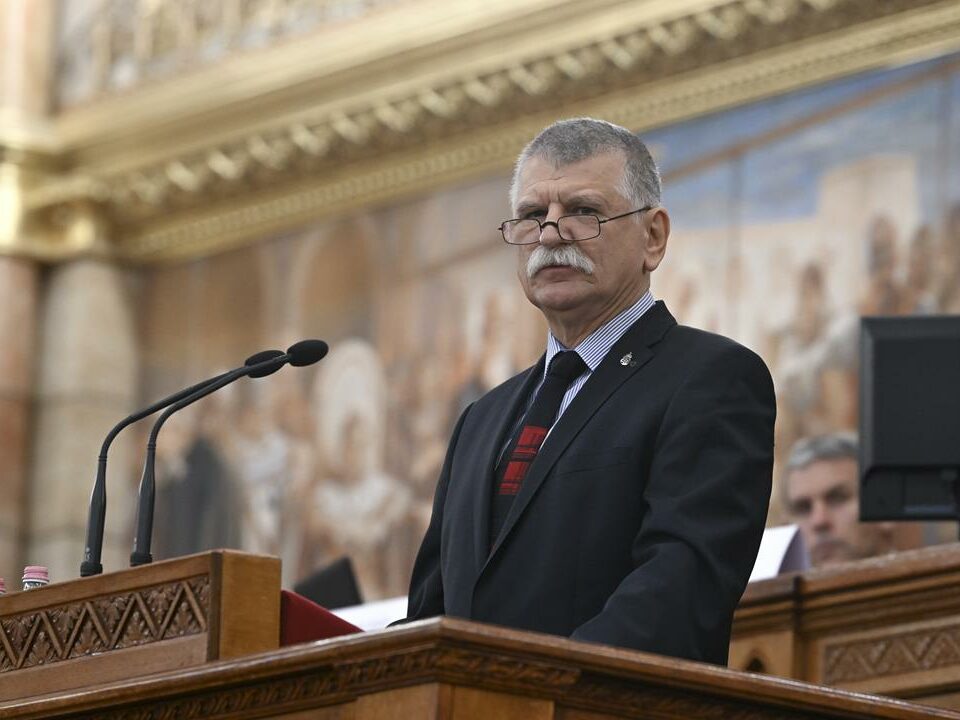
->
[490, 350, 587, 546]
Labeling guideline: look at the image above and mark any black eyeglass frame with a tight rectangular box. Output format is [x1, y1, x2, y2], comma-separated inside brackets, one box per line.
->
[498, 206, 652, 245]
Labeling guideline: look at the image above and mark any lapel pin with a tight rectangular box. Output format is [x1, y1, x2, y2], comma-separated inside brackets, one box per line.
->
[620, 352, 634, 367]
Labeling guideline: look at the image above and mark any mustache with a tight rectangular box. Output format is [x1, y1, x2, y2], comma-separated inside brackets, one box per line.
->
[526, 244, 595, 279]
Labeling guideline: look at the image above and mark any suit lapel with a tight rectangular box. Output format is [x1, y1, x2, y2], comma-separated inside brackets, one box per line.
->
[482, 301, 676, 569]
[468, 356, 545, 576]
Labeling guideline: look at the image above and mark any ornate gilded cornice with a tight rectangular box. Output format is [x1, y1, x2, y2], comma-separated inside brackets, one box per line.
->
[21, 0, 960, 263]
[54, 0, 410, 109]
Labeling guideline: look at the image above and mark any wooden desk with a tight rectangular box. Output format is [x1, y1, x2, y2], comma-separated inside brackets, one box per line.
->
[732, 544, 960, 709]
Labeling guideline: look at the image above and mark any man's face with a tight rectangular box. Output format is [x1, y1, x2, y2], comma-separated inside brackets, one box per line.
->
[512, 153, 663, 329]
[786, 458, 888, 566]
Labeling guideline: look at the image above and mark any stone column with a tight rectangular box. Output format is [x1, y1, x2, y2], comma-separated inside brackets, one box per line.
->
[1, 0, 140, 581]
[0, 0, 54, 582]
[0, 256, 38, 577]
[28, 253, 139, 581]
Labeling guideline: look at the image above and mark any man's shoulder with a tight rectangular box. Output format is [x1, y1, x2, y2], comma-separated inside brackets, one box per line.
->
[621, 300, 762, 365]
[663, 322, 770, 375]
[669, 322, 750, 352]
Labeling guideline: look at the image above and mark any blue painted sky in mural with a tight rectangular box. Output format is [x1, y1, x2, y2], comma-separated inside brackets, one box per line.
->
[647, 52, 959, 229]
[662, 164, 737, 233]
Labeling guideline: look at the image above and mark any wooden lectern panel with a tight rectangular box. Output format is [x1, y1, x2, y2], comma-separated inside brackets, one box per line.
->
[0, 550, 279, 702]
[3, 618, 958, 719]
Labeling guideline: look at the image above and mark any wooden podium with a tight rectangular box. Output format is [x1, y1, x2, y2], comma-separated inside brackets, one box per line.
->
[0, 551, 280, 702]
[2, 619, 958, 719]
[1, 549, 959, 719]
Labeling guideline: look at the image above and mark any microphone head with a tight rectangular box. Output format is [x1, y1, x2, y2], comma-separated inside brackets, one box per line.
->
[287, 339, 329, 367]
[245, 349, 286, 378]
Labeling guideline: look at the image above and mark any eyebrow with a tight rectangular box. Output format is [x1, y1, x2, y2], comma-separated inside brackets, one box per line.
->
[514, 192, 611, 217]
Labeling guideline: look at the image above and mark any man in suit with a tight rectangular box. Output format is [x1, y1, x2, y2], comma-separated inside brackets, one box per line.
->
[403, 117, 776, 665]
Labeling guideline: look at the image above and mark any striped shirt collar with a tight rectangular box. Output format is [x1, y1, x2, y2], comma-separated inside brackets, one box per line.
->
[545, 291, 655, 375]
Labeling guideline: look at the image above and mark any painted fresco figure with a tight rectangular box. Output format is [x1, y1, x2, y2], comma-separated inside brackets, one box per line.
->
[306, 414, 413, 599]
[937, 202, 960, 314]
[300, 340, 414, 599]
[154, 398, 244, 559]
[772, 261, 858, 473]
[234, 395, 290, 557]
[858, 215, 906, 316]
[401, 118, 776, 664]
[903, 225, 938, 315]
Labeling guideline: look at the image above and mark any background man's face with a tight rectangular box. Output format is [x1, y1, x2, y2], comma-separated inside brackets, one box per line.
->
[786, 457, 888, 566]
[513, 152, 648, 324]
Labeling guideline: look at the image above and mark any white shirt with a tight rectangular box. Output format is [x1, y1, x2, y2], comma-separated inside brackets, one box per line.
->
[540, 290, 656, 423]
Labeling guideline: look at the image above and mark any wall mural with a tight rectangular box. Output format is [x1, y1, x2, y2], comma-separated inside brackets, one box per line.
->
[142, 52, 960, 600]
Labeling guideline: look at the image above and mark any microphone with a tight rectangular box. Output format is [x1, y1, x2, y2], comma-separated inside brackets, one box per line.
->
[79, 350, 286, 578]
[129, 339, 328, 567]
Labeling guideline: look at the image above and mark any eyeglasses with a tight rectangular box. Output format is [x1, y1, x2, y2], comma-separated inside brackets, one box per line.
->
[498, 207, 651, 245]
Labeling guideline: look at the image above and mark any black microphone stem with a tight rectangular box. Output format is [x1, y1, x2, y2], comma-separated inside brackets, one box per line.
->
[130, 442, 157, 569]
[80, 371, 231, 577]
[130, 354, 289, 567]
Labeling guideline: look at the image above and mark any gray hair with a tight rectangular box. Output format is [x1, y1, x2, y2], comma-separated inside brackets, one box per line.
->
[785, 432, 859, 474]
[510, 117, 661, 212]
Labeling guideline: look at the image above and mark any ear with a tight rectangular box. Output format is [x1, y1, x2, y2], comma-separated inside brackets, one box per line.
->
[642, 207, 670, 274]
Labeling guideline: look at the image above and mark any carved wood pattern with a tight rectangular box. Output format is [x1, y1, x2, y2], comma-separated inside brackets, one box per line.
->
[824, 622, 960, 684]
[433, 647, 579, 688]
[84, 649, 448, 720]
[0, 575, 209, 673]
[566, 675, 814, 720]
[71, 646, 824, 720]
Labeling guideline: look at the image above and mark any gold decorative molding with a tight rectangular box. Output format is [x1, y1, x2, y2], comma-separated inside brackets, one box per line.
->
[55, 0, 411, 108]
[19, 0, 960, 263]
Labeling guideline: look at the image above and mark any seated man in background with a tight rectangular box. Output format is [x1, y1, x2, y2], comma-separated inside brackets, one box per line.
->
[783, 433, 898, 567]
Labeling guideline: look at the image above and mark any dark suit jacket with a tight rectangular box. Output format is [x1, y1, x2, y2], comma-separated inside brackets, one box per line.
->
[405, 301, 775, 664]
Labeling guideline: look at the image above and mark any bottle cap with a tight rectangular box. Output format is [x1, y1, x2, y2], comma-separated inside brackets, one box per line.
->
[22, 566, 49, 583]
[0, 577, 5, 593]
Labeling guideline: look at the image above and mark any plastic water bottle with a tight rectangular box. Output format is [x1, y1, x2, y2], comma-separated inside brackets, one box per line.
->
[22, 566, 49, 591]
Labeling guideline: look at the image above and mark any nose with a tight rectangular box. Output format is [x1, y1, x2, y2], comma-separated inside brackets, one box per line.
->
[809, 500, 832, 534]
[538, 220, 563, 246]
[538, 207, 570, 247]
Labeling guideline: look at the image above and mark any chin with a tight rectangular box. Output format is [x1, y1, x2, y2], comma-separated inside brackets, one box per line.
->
[527, 279, 592, 309]
[809, 542, 858, 567]
[530, 290, 591, 314]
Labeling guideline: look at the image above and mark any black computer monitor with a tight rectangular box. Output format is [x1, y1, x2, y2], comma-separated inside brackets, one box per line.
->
[859, 315, 960, 521]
